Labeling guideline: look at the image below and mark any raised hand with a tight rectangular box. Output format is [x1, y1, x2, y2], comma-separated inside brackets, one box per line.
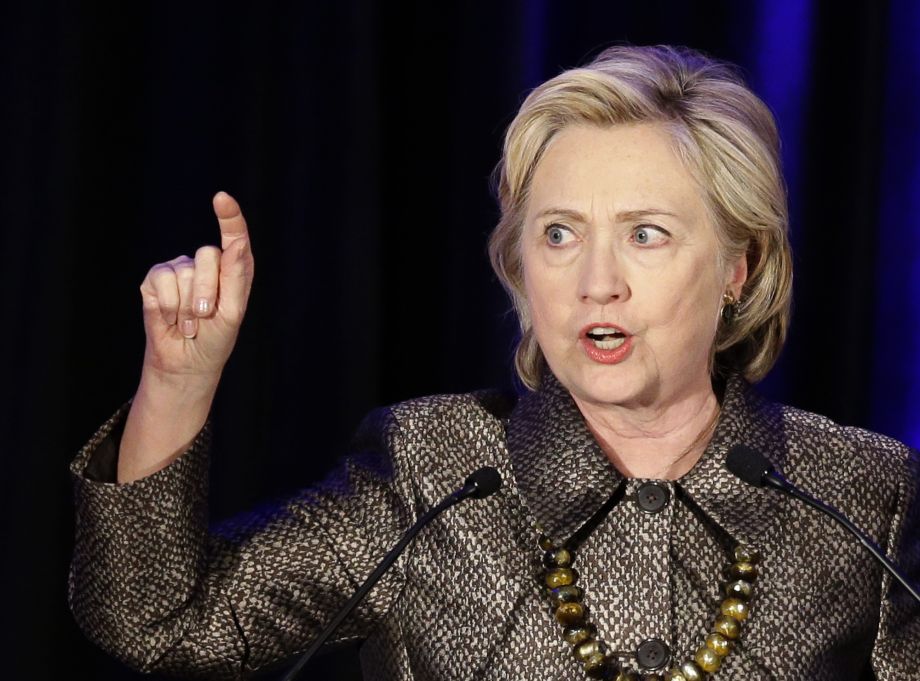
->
[139, 191, 254, 381]
[119, 192, 255, 482]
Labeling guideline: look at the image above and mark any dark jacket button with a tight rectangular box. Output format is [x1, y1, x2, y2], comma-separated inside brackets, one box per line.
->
[636, 482, 670, 513]
[636, 638, 670, 670]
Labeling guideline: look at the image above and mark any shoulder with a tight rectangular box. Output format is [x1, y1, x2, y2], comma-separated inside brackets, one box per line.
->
[776, 400, 917, 485]
[386, 388, 517, 424]
[384, 388, 518, 455]
[348, 389, 513, 446]
[364, 389, 519, 495]
[741, 384, 919, 537]
[349, 387, 518, 458]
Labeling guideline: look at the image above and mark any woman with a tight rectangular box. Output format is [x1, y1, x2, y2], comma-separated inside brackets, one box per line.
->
[69, 45, 919, 679]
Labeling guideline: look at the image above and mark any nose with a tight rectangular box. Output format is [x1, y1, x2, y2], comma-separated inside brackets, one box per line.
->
[577, 241, 630, 304]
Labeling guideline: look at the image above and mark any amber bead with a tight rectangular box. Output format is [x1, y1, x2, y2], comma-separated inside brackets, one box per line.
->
[725, 579, 753, 600]
[583, 651, 609, 678]
[705, 632, 732, 657]
[729, 561, 758, 581]
[538, 534, 558, 551]
[713, 614, 741, 640]
[613, 669, 638, 681]
[563, 623, 596, 645]
[678, 661, 704, 681]
[733, 545, 760, 564]
[550, 585, 584, 607]
[545, 567, 576, 589]
[543, 547, 573, 568]
[556, 601, 586, 626]
[662, 669, 688, 681]
[720, 597, 751, 621]
[574, 638, 604, 662]
[695, 646, 722, 673]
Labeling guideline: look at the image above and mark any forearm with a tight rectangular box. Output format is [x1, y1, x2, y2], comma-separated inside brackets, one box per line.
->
[70, 409, 223, 675]
[70, 404, 415, 678]
[118, 368, 219, 483]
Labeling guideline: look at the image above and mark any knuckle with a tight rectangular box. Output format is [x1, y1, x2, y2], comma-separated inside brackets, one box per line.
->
[174, 264, 196, 282]
[149, 263, 177, 283]
[196, 244, 221, 260]
[147, 262, 172, 280]
[159, 297, 179, 313]
[192, 262, 218, 284]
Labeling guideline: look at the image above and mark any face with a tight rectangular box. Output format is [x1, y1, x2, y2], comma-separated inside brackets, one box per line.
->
[521, 123, 747, 410]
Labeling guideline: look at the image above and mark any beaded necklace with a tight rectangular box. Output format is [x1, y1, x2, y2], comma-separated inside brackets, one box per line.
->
[539, 522, 760, 680]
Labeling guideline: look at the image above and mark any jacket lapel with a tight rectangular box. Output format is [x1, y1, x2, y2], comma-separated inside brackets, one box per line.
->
[506, 372, 624, 543]
[678, 375, 790, 549]
[506, 371, 789, 550]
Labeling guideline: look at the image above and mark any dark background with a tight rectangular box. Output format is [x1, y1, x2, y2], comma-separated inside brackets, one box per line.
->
[2, 0, 919, 679]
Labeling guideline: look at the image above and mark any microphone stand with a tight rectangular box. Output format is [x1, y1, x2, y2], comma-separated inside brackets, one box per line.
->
[762, 470, 920, 605]
[726, 445, 920, 606]
[279, 469, 500, 681]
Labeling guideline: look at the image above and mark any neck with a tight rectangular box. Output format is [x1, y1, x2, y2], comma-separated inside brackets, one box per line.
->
[572, 382, 720, 480]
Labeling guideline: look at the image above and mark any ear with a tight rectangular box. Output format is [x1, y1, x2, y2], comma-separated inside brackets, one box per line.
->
[726, 251, 748, 298]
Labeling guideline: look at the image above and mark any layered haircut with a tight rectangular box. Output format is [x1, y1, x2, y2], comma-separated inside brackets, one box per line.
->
[488, 45, 793, 389]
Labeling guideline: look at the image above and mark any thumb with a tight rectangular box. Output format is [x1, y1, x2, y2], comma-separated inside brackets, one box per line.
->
[213, 191, 250, 251]
[217, 235, 254, 323]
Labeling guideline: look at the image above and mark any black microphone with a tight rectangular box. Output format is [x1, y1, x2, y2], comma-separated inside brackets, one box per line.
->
[725, 445, 920, 605]
[280, 466, 503, 681]
[456, 466, 502, 499]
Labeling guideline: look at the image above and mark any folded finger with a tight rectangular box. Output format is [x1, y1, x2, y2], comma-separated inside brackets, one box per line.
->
[172, 257, 197, 338]
[193, 245, 221, 318]
[144, 262, 181, 327]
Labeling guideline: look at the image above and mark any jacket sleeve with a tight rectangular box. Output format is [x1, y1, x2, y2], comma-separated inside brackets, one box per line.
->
[870, 446, 920, 679]
[68, 405, 417, 679]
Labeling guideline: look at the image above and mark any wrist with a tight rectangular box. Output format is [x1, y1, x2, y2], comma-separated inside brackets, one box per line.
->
[118, 370, 219, 483]
[137, 365, 221, 404]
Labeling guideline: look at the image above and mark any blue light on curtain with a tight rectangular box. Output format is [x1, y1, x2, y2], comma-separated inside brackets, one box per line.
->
[519, 0, 549, 88]
[747, 0, 815, 399]
[750, 0, 814, 241]
[872, 0, 920, 447]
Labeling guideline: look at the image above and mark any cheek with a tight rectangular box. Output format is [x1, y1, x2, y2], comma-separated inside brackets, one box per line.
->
[522, 255, 572, 337]
[642, 265, 722, 344]
[522, 253, 552, 311]
[522, 275, 551, 334]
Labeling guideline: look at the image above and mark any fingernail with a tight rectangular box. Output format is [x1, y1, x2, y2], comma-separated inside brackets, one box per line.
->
[181, 319, 196, 338]
[196, 298, 210, 315]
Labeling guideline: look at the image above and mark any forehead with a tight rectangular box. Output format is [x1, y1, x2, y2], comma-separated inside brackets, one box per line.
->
[527, 122, 709, 223]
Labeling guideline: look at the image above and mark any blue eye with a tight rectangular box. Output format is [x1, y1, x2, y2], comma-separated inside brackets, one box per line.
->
[633, 225, 667, 246]
[546, 225, 572, 246]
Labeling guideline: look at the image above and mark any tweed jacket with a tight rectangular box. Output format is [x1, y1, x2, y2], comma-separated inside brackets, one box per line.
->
[69, 374, 920, 680]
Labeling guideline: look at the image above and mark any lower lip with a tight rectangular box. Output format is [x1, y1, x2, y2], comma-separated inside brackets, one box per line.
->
[580, 336, 634, 364]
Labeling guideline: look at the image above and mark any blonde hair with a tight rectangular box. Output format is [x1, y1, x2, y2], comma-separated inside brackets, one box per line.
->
[488, 45, 793, 389]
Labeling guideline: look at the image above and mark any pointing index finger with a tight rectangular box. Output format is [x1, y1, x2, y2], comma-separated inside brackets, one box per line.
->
[212, 191, 250, 252]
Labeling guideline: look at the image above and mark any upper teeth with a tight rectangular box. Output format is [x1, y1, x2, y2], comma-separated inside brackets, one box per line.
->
[588, 327, 620, 336]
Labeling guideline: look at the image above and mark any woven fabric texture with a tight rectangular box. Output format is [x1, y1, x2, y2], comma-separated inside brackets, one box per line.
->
[68, 374, 920, 679]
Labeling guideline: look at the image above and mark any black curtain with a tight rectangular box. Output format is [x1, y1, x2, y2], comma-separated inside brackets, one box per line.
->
[0, 1, 912, 679]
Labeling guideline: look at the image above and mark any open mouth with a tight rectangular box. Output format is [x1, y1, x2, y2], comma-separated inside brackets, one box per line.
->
[584, 326, 628, 350]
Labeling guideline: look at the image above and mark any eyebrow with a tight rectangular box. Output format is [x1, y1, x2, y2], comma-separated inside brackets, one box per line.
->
[533, 207, 681, 222]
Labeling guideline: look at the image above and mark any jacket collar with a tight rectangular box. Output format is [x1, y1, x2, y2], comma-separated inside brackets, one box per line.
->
[506, 371, 789, 548]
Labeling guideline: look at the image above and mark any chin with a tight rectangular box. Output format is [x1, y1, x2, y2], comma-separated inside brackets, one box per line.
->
[556, 361, 654, 408]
